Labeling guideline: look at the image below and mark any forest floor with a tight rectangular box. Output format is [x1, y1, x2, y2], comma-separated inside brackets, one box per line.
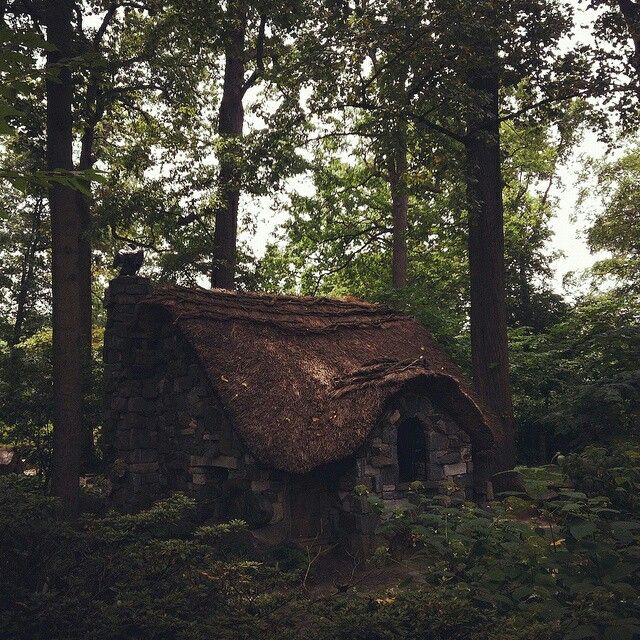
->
[302, 544, 426, 595]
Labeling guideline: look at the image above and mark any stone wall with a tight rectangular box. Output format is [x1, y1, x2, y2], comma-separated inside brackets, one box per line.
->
[104, 276, 287, 536]
[103, 275, 152, 469]
[332, 393, 474, 550]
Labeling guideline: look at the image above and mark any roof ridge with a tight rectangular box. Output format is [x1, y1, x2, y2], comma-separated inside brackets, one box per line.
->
[152, 283, 386, 311]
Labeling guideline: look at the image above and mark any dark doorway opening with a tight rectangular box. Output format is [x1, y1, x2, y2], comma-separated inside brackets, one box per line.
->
[397, 418, 427, 482]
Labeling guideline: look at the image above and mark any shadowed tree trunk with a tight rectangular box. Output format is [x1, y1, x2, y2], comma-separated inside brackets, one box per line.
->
[75, 6, 137, 468]
[465, 11, 515, 471]
[211, 0, 247, 290]
[46, 0, 82, 517]
[516, 253, 533, 328]
[76, 70, 106, 470]
[77, 110, 97, 469]
[618, 0, 640, 83]
[387, 124, 409, 289]
[379, 59, 410, 290]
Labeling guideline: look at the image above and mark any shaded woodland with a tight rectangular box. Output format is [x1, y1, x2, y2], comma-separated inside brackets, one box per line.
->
[1, 1, 640, 639]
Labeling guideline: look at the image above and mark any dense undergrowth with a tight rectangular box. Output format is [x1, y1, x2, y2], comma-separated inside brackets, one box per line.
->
[2, 444, 639, 640]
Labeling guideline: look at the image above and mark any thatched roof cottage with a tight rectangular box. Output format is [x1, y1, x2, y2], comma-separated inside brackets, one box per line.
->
[104, 274, 506, 548]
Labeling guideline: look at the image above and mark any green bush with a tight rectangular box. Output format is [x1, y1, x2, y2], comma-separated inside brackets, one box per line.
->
[363, 466, 640, 640]
[561, 443, 640, 513]
[0, 479, 290, 640]
[2, 447, 640, 640]
[510, 293, 640, 461]
[0, 327, 105, 478]
[0, 475, 78, 606]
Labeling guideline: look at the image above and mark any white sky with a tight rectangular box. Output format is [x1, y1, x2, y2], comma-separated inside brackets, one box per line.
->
[549, 134, 606, 294]
[547, 1, 609, 294]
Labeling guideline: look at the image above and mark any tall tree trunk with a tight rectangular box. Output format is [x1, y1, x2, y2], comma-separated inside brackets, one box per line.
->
[211, 0, 246, 289]
[46, 0, 82, 518]
[465, 20, 515, 471]
[387, 124, 409, 289]
[618, 0, 640, 83]
[77, 118, 96, 469]
[516, 253, 533, 328]
[11, 197, 43, 348]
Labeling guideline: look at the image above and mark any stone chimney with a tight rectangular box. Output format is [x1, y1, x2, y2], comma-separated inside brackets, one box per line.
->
[102, 275, 152, 466]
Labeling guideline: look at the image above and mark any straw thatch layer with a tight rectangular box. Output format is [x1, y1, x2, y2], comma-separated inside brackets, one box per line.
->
[135, 286, 506, 473]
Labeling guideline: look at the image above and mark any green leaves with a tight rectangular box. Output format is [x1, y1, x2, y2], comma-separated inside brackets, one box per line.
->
[1, 451, 640, 640]
[565, 624, 600, 640]
[0, 477, 289, 640]
[567, 518, 597, 540]
[0, 25, 52, 138]
[0, 25, 56, 53]
[0, 99, 22, 135]
[0, 168, 106, 195]
[373, 451, 640, 640]
[581, 146, 640, 294]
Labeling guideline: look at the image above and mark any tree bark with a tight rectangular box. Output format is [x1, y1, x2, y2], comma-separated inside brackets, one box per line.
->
[77, 116, 96, 469]
[46, 0, 82, 518]
[387, 125, 409, 289]
[618, 0, 640, 83]
[211, 0, 247, 289]
[516, 253, 533, 328]
[465, 28, 516, 471]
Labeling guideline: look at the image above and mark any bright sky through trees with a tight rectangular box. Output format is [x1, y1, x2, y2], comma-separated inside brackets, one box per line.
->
[242, 0, 616, 297]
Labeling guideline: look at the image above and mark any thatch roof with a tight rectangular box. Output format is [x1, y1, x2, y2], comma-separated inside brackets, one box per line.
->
[135, 286, 506, 474]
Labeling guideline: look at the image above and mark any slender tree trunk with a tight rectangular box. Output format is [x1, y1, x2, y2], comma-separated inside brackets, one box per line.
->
[11, 197, 43, 347]
[465, 26, 515, 471]
[618, 0, 640, 83]
[46, 0, 82, 518]
[77, 120, 96, 469]
[211, 0, 246, 289]
[387, 124, 409, 289]
[517, 253, 533, 328]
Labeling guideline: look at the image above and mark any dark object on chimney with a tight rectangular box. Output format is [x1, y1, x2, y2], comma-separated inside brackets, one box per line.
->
[113, 247, 144, 276]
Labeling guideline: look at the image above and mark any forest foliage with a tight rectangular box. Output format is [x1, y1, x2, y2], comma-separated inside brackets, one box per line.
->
[2, 444, 640, 640]
[1, 1, 638, 469]
[1, 0, 640, 637]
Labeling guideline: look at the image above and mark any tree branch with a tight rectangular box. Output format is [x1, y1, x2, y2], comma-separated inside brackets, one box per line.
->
[111, 228, 168, 253]
[8, 0, 44, 24]
[241, 14, 267, 97]
[498, 91, 585, 122]
[359, 26, 430, 93]
[311, 230, 389, 295]
[93, 3, 118, 46]
[404, 109, 466, 144]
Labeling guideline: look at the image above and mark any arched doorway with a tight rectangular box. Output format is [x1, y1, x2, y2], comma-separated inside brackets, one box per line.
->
[397, 417, 427, 482]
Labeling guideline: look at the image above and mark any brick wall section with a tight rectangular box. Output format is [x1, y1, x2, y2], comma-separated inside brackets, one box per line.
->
[103, 276, 152, 468]
[334, 394, 473, 550]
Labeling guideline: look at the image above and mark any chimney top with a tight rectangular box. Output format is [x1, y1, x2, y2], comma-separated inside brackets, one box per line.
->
[113, 247, 144, 277]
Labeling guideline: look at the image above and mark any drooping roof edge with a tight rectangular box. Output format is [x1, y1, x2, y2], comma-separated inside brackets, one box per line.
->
[132, 285, 506, 478]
